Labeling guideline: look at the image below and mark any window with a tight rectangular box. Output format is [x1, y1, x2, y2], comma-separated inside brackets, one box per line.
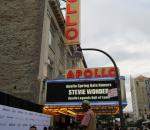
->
[48, 28, 54, 47]
[48, 23, 55, 48]
[47, 65, 53, 79]
[72, 60, 75, 68]
[47, 58, 54, 79]
[60, 43, 64, 57]
[67, 53, 72, 69]
[48, 29, 52, 46]
[136, 81, 139, 86]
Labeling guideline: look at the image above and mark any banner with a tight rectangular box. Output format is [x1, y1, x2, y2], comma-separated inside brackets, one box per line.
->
[0, 105, 52, 130]
[64, 0, 80, 45]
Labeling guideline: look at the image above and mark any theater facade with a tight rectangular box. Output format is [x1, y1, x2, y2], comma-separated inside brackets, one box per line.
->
[43, 67, 127, 117]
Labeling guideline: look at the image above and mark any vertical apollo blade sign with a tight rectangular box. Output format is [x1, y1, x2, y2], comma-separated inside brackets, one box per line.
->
[64, 0, 80, 45]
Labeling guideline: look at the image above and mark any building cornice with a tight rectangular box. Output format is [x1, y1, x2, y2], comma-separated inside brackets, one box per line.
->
[48, 0, 65, 34]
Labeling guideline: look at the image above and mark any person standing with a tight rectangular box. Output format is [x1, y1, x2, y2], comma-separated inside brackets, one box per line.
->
[79, 100, 96, 130]
[29, 126, 37, 130]
[43, 127, 48, 130]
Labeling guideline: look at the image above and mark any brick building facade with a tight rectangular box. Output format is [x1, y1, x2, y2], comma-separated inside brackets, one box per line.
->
[0, 0, 86, 104]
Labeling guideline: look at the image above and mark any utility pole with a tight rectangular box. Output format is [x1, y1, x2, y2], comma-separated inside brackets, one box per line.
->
[77, 47, 125, 130]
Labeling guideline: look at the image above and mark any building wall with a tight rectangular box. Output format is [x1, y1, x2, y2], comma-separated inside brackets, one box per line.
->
[0, 0, 45, 102]
[0, 0, 86, 104]
[130, 77, 138, 121]
[131, 75, 150, 121]
[38, 0, 86, 104]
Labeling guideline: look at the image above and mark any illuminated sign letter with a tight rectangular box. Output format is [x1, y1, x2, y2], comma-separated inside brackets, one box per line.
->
[76, 69, 82, 78]
[66, 4, 77, 14]
[84, 69, 93, 78]
[108, 67, 117, 77]
[68, 0, 77, 2]
[66, 16, 77, 26]
[94, 69, 101, 78]
[67, 70, 75, 78]
[65, 28, 78, 40]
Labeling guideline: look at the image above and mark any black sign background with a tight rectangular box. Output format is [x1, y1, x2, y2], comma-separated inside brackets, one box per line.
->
[46, 80, 118, 102]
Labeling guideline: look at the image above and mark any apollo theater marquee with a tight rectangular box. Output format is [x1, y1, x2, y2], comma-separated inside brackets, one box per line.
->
[44, 67, 127, 116]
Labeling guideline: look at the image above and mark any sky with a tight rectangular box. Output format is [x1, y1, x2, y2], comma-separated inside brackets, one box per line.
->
[61, 0, 150, 112]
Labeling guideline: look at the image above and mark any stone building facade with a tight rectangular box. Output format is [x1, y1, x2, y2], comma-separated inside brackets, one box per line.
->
[0, 0, 86, 104]
[130, 75, 150, 121]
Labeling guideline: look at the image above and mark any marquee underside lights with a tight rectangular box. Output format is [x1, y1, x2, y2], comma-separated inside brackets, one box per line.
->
[43, 104, 127, 116]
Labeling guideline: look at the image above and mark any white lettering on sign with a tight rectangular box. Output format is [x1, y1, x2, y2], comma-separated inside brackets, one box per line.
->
[86, 89, 108, 95]
[78, 84, 89, 88]
[66, 83, 111, 89]
[68, 89, 108, 95]
[66, 84, 78, 88]
[89, 83, 112, 87]
[69, 89, 86, 95]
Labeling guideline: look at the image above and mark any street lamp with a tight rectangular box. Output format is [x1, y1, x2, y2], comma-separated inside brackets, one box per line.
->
[76, 47, 124, 129]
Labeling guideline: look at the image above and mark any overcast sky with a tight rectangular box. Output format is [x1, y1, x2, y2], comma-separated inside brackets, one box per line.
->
[61, 0, 150, 112]
[80, 0, 150, 112]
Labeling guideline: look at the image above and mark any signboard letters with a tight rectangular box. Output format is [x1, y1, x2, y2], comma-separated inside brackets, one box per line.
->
[64, 0, 80, 45]
[46, 79, 118, 103]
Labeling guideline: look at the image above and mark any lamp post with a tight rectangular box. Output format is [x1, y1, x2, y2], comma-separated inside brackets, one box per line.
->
[77, 47, 124, 129]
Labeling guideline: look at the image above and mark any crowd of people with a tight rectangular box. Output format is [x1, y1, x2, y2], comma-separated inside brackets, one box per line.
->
[29, 100, 127, 130]
[29, 100, 96, 130]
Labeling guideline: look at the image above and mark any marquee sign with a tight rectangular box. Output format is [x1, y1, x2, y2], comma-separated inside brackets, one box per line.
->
[64, 0, 80, 45]
[65, 67, 118, 79]
[46, 78, 119, 103]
